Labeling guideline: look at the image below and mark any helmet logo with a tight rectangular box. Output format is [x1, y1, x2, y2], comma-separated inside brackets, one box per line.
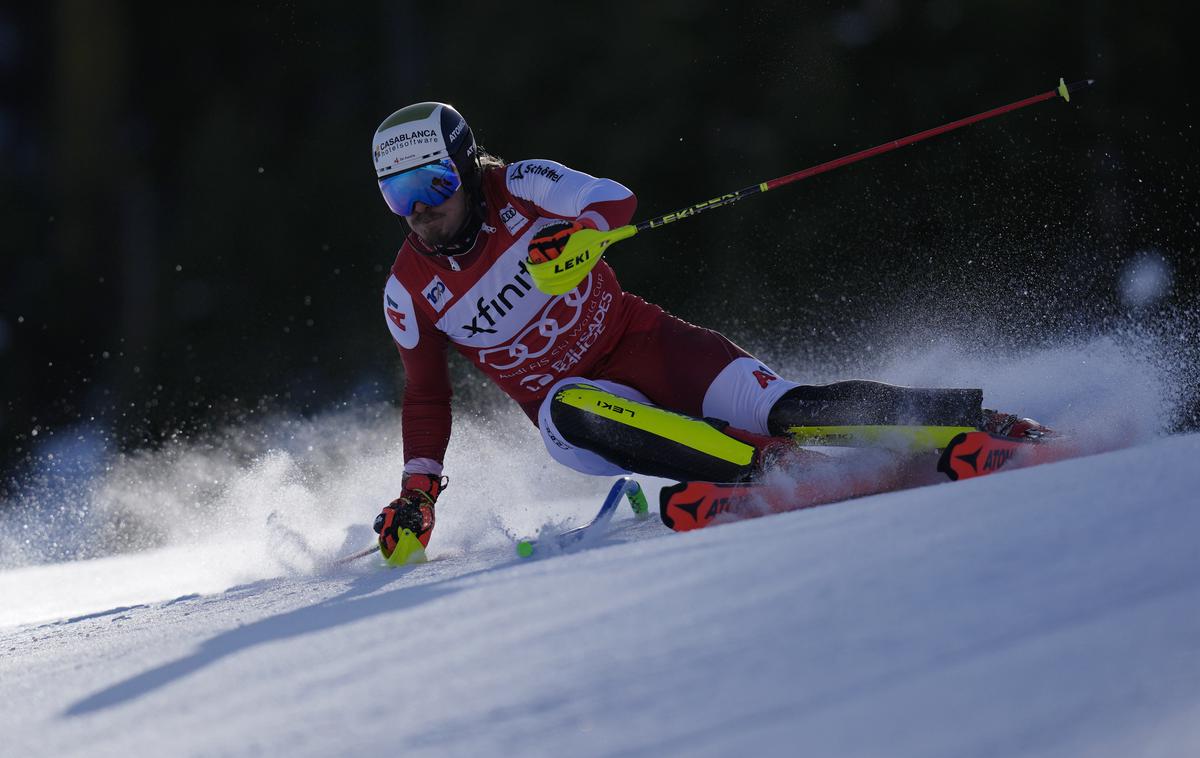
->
[373, 103, 474, 179]
[376, 129, 438, 159]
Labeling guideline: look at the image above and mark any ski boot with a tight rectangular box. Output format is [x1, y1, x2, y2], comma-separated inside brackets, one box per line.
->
[722, 426, 832, 480]
[979, 409, 1054, 440]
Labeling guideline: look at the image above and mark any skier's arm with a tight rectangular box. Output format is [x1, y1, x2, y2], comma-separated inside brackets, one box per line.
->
[383, 274, 452, 474]
[398, 332, 452, 475]
[505, 159, 636, 230]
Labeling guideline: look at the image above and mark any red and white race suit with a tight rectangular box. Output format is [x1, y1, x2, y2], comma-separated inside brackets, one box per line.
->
[383, 159, 797, 476]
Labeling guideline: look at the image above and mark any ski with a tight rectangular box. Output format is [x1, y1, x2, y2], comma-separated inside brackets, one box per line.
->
[662, 433, 1077, 532]
[659, 452, 939, 532]
[936, 430, 1077, 481]
[517, 476, 649, 558]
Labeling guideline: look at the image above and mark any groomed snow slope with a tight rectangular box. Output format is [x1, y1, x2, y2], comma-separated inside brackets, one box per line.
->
[2, 433, 1198, 757]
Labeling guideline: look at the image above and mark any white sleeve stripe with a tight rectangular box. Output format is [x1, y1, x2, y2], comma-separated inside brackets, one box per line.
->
[577, 210, 610, 231]
[574, 180, 633, 214]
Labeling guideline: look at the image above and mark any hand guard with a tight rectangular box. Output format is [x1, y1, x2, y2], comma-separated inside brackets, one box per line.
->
[373, 473, 447, 566]
[526, 220, 619, 296]
[527, 220, 586, 264]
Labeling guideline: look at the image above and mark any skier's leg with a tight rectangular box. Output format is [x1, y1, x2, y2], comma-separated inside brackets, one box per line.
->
[536, 378, 651, 477]
[589, 298, 1046, 444]
[537, 376, 798, 482]
[594, 301, 800, 434]
[701, 372, 1047, 444]
[699, 357, 801, 434]
[547, 300, 991, 476]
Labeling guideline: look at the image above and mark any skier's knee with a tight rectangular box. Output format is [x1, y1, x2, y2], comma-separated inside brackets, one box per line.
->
[549, 383, 757, 482]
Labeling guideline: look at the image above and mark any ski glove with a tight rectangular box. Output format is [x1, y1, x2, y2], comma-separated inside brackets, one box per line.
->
[526, 219, 619, 295]
[374, 473, 447, 566]
[527, 220, 586, 264]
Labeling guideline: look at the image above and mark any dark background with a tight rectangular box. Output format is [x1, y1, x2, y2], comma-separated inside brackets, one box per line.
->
[2, 1, 1197, 490]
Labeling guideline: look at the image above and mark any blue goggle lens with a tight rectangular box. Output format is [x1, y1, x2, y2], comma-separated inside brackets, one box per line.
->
[378, 158, 462, 216]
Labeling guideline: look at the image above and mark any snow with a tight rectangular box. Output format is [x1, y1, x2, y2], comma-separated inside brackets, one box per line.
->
[2, 330, 1198, 756]
[1120, 251, 1174, 308]
[2, 432, 1199, 757]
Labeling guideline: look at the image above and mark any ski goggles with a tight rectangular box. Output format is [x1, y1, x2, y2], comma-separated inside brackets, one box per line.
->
[378, 157, 462, 217]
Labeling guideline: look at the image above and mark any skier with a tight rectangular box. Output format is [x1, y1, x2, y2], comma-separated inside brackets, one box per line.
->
[370, 102, 1047, 564]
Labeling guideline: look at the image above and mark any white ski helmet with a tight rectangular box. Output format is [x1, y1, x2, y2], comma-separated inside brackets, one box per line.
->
[372, 101, 480, 191]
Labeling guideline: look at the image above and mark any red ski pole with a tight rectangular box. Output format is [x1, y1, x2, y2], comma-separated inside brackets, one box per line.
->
[530, 78, 1094, 295]
[636, 78, 1095, 232]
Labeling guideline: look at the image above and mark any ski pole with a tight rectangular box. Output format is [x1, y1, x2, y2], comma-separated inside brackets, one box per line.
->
[530, 78, 1093, 295]
[634, 77, 1093, 234]
[333, 544, 378, 565]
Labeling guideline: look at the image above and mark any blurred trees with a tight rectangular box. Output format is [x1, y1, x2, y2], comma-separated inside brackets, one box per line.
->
[1, 0, 1196, 481]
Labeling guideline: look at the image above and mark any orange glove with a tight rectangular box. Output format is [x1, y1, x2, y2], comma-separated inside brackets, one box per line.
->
[373, 473, 447, 559]
[527, 220, 587, 264]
